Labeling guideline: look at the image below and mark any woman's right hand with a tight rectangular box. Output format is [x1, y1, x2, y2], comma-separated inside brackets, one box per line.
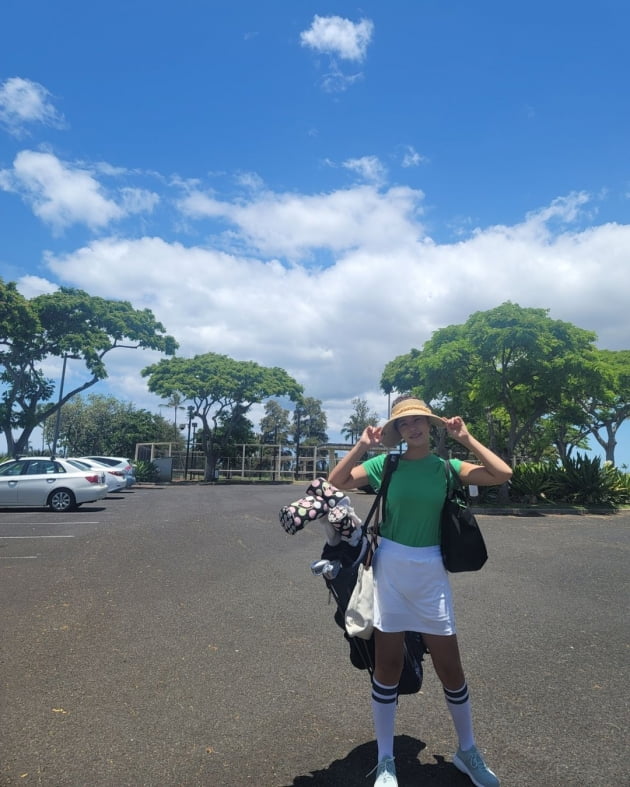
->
[360, 425, 383, 447]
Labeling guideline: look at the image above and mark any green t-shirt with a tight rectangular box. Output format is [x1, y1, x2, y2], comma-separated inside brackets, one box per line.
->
[363, 453, 463, 548]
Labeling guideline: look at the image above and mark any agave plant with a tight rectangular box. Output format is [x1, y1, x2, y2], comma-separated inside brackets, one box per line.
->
[133, 459, 160, 483]
[556, 454, 621, 506]
[510, 462, 559, 504]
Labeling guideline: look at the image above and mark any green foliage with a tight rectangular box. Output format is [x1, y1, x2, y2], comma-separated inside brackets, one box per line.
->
[556, 454, 626, 506]
[260, 400, 291, 443]
[0, 279, 177, 456]
[158, 392, 187, 428]
[508, 454, 628, 507]
[210, 405, 257, 456]
[142, 352, 303, 480]
[33, 287, 178, 379]
[43, 393, 181, 457]
[341, 397, 379, 443]
[133, 459, 160, 483]
[381, 302, 603, 464]
[578, 349, 630, 463]
[292, 397, 328, 446]
[614, 470, 630, 505]
[510, 462, 560, 503]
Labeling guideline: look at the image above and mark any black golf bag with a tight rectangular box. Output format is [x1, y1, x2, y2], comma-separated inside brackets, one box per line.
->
[320, 537, 427, 696]
[279, 458, 427, 696]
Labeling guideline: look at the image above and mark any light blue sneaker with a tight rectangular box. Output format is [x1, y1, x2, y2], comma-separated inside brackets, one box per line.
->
[368, 755, 397, 786]
[453, 745, 500, 787]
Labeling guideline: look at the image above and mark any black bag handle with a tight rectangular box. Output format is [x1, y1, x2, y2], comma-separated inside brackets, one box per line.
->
[443, 458, 468, 499]
[361, 453, 399, 534]
[360, 453, 399, 566]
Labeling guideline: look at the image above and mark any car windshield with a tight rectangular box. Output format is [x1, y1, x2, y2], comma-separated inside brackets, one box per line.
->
[66, 460, 92, 471]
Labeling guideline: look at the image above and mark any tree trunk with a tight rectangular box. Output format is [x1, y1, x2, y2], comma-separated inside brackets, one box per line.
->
[203, 454, 216, 482]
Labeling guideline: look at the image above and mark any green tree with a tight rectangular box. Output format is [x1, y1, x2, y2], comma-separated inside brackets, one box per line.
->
[381, 302, 599, 463]
[259, 400, 292, 444]
[158, 392, 187, 429]
[43, 393, 181, 457]
[576, 349, 630, 465]
[291, 397, 328, 446]
[206, 404, 257, 456]
[0, 280, 177, 456]
[141, 352, 303, 480]
[341, 397, 379, 444]
[533, 415, 590, 463]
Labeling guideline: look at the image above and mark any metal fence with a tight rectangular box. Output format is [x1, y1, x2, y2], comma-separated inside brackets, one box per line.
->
[134, 442, 353, 481]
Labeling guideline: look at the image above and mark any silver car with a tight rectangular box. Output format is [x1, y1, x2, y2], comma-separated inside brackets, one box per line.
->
[66, 458, 126, 493]
[80, 456, 136, 487]
[0, 457, 109, 512]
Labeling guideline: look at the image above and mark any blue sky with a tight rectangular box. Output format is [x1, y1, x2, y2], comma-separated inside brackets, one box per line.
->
[1, 0, 629, 466]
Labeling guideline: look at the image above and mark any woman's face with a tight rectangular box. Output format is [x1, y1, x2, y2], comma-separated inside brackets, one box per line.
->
[396, 415, 430, 444]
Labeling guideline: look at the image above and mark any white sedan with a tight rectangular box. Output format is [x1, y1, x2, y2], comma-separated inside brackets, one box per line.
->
[66, 458, 126, 493]
[0, 457, 109, 512]
[80, 456, 136, 487]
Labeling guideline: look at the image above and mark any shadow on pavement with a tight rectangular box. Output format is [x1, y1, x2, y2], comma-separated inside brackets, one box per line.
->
[285, 735, 473, 786]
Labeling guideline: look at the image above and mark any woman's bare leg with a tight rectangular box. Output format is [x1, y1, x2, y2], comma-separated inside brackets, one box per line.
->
[373, 630, 405, 684]
[422, 632, 465, 690]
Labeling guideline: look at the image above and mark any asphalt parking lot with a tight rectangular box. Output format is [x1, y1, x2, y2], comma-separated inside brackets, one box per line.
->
[0, 484, 628, 787]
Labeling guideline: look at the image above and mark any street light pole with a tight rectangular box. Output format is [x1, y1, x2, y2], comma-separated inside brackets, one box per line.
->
[294, 407, 302, 481]
[184, 406, 195, 481]
[273, 425, 278, 481]
[51, 354, 71, 457]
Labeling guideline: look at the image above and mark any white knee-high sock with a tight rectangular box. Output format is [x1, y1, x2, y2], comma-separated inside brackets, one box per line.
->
[444, 682, 475, 751]
[371, 678, 398, 761]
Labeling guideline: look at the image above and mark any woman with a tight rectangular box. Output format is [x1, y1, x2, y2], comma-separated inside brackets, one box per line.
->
[328, 397, 512, 787]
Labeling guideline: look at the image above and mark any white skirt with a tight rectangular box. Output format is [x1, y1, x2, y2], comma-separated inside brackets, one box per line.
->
[373, 538, 456, 636]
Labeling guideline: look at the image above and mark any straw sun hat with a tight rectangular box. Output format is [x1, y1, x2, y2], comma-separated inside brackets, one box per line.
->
[380, 398, 446, 448]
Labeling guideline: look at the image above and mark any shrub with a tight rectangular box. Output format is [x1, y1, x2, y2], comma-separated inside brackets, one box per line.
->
[133, 459, 160, 483]
[510, 462, 559, 504]
[556, 454, 622, 506]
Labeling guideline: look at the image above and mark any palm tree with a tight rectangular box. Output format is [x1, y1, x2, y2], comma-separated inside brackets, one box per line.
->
[159, 393, 186, 429]
[341, 397, 379, 444]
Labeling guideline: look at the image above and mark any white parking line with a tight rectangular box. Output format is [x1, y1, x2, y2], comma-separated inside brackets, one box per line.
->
[0, 555, 38, 559]
[0, 535, 75, 539]
[0, 521, 100, 526]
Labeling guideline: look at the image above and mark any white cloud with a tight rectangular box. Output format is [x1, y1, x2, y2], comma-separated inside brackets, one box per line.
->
[178, 183, 424, 257]
[300, 15, 374, 62]
[0, 77, 66, 136]
[0, 150, 160, 232]
[401, 146, 426, 168]
[524, 191, 590, 227]
[37, 189, 630, 440]
[0, 150, 123, 231]
[119, 187, 160, 214]
[320, 64, 363, 94]
[16, 275, 59, 299]
[342, 155, 387, 185]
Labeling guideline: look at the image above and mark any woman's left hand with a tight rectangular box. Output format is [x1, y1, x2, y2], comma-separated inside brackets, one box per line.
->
[443, 416, 470, 443]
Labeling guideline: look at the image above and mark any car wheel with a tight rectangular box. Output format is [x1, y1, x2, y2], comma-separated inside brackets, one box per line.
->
[48, 488, 77, 512]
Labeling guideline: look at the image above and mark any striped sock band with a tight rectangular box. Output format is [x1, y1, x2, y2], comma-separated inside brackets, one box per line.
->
[444, 682, 469, 705]
[371, 677, 398, 704]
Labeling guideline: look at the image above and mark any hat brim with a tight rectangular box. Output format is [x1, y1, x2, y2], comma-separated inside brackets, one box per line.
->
[380, 413, 445, 448]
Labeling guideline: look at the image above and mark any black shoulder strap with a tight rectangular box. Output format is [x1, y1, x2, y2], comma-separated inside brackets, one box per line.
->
[443, 458, 452, 498]
[443, 458, 467, 501]
[380, 452, 400, 502]
[361, 453, 399, 538]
